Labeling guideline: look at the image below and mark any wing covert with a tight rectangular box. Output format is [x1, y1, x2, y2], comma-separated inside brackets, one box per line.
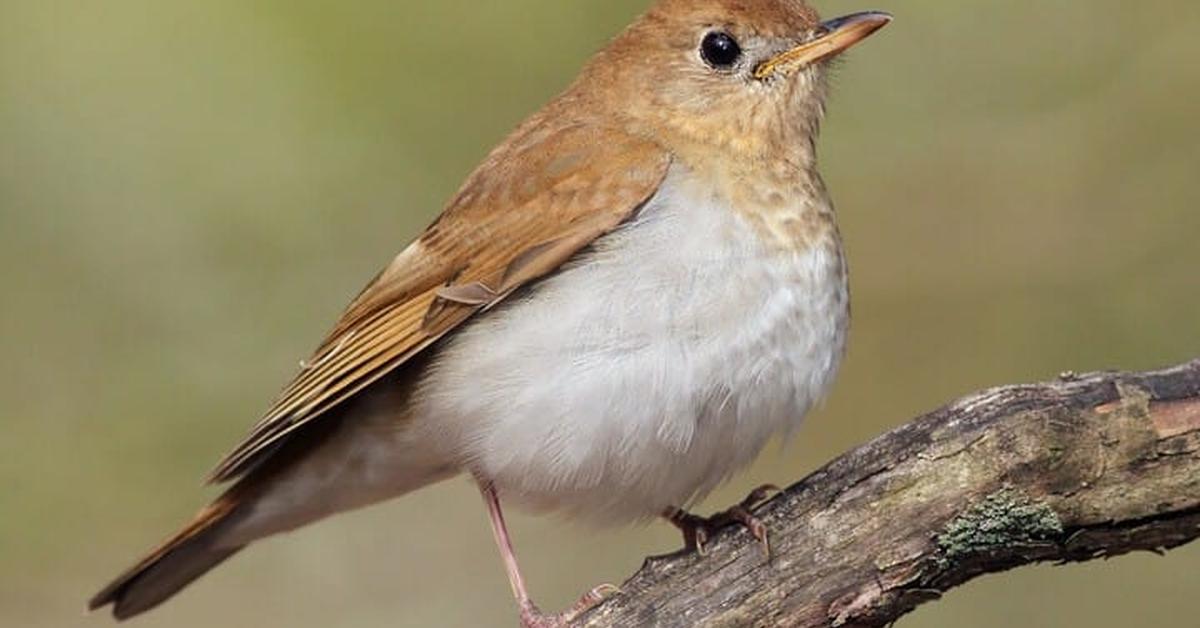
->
[207, 122, 671, 483]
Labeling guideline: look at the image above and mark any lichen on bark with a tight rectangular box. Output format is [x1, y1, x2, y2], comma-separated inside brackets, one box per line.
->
[934, 487, 1063, 568]
[574, 360, 1200, 628]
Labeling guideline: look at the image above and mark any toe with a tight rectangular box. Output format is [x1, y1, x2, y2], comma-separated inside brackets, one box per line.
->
[694, 526, 711, 555]
[742, 484, 782, 507]
[559, 583, 620, 623]
[746, 515, 770, 556]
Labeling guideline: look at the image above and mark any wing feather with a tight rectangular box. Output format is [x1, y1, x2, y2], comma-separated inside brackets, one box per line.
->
[207, 121, 671, 483]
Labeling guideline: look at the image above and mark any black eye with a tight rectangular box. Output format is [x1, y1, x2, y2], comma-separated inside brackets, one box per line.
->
[700, 31, 741, 69]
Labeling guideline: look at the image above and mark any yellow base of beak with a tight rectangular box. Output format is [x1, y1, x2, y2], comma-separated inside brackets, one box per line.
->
[755, 11, 892, 79]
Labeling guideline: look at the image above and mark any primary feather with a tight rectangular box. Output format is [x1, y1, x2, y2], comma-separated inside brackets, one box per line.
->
[208, 123, 671, 483]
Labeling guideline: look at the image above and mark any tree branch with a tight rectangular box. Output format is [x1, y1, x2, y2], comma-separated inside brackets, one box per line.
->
[575, 359, 1200, 627]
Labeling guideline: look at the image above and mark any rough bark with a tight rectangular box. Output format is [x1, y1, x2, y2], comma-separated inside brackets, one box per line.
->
[574, 359, 1200, 627]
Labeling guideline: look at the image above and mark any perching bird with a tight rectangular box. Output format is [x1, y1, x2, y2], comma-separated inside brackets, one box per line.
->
[89, 1, 891, 625]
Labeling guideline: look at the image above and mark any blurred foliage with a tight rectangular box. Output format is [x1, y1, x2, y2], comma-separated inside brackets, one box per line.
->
[2, 0, 1198, 626]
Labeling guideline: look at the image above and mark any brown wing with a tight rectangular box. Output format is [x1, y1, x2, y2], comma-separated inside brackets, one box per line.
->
[207, 121, 671, 483]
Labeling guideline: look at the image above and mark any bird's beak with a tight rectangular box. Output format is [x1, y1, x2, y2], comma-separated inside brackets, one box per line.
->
[754, 11, 892, 79]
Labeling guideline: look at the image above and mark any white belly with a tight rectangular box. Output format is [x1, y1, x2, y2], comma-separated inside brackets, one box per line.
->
[415, 164, 849, 523]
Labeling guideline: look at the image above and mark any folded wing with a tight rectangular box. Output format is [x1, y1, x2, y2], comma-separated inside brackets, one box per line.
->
[207, 122, 671, 483]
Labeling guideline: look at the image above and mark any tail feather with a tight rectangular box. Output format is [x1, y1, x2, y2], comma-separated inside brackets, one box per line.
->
[89, 499, 244, 620]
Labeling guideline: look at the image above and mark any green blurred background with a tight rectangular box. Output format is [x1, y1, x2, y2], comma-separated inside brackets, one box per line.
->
[3, 0, 1198, 626]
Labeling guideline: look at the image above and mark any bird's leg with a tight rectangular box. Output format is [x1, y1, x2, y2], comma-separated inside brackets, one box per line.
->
[664, 484, 780, 556]
[476, 479, 617, 628]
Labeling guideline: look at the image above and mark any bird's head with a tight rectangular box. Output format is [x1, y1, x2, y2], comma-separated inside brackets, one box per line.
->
[572, 0, 891, 168]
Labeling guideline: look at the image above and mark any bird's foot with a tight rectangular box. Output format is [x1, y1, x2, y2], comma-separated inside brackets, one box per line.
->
[518, 584, 619, 628]
[666, 484, 780, 556]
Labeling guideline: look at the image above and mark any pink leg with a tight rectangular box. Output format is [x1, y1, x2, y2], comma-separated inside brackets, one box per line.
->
[479, 480, 533, 607]
[477, 480, 617, 628]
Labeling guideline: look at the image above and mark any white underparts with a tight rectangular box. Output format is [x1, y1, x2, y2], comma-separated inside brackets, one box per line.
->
[415, 162, 849, 523]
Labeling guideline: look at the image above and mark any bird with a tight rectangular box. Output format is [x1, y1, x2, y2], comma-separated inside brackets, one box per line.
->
[88, 1, 890, 626]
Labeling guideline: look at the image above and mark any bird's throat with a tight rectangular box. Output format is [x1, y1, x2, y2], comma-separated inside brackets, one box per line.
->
[675, 156, 839, 254]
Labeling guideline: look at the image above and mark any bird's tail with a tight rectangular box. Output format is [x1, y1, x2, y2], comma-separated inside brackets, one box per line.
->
[88, 497, 244, 620]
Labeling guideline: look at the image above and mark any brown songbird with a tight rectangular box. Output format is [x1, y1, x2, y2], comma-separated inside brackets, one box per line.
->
[89, 1, 891, 625]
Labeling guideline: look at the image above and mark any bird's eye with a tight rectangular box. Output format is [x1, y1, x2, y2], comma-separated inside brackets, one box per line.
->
[700, 32, 741, 69]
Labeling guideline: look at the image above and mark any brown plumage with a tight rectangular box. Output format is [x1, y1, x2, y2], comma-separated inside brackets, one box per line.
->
[90, 107, 671, 622]
[209, 125, 671, 483]
[89, 500, 239, 620]
[89, 413, 345, 618]
[89, 1, 890, 624]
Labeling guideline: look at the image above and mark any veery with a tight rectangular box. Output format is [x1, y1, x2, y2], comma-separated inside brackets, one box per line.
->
[90, 1, 891, 625]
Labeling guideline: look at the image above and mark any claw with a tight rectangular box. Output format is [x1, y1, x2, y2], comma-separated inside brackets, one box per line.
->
[665, 484, 781, 558]
[571, 583, 620, 615]
[742, 483, 781, 506]
[519, 583, 619, 627]
[727, 503, 771, 555]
